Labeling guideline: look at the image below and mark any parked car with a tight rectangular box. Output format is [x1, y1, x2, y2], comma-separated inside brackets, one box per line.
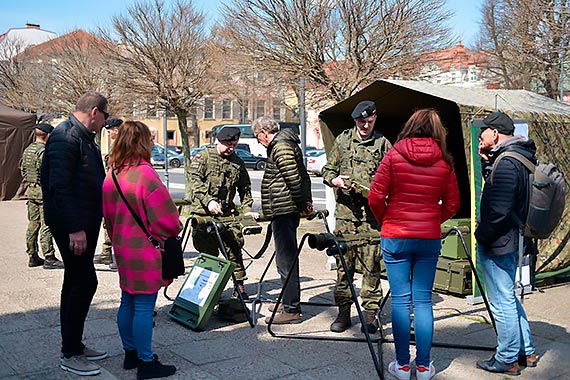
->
[235, 149, 267, 170]
[151, 144, 184, 168]
[306, 150, 327, 176]
[189, 144, 209, 160]
[166, 145, 183, 154]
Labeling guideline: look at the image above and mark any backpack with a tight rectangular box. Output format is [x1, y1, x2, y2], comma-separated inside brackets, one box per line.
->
[491, 151, 566, 239]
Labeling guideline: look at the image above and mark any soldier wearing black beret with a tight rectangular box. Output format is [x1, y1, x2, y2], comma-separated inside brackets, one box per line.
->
[216, 126, 241, 142]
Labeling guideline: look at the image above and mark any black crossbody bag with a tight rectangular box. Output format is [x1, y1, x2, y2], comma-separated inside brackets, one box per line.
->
[111, 170, 184, 280]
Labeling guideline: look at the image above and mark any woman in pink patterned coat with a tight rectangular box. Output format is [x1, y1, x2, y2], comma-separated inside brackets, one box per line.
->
[102, 120, 181, 380]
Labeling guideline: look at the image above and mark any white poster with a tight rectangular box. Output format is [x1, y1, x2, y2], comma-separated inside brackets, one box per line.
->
[179, 267, 219, 307]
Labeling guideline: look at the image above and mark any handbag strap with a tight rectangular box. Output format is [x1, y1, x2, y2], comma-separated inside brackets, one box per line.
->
[111, 169, 160, 249]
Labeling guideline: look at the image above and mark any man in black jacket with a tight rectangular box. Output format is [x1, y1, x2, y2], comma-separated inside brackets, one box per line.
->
[474, 112, 538, 375]
[42, 91, 109, 376]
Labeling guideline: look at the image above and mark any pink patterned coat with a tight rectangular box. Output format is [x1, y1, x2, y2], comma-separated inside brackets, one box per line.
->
[102, 160, 182, 294]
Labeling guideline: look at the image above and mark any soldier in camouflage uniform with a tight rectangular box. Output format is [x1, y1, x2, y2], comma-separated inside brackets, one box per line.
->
[94, 118, 123, 268]
[322, 100, 391, 333]
[188, 126, 259, 299]
[20, 123, 64, 269]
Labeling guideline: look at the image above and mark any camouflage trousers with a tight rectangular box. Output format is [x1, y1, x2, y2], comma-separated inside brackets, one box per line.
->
[100, 220, 113, 258]
[192, 224, 247, 281]
[333, 219, 383, 312]
[26, 199, 55, 259]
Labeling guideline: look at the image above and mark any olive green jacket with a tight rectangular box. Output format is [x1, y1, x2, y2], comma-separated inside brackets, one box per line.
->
[19, 141, 45, 200]
[188, 145, 254, 216]
[261, 129, 312, 219]
[322, 128, 391, 224]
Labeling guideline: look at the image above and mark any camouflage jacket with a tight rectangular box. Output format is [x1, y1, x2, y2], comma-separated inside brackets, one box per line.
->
[19, 141, 45, 200]
[322, 128, 391, 224]
[188, 144, 254, 216]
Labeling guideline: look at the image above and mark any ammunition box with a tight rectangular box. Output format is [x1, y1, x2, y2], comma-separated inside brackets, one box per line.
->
[433, 256, 472, 295]
[441, 218, 471, 259]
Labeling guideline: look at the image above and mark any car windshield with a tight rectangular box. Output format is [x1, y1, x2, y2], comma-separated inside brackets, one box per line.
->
[306, 150, 325, 157]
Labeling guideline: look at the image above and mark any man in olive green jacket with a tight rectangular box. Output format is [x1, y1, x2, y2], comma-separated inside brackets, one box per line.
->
[322, 100, 391, 334]
[253, 116, 313, 324]
[188, 126, 258, 299]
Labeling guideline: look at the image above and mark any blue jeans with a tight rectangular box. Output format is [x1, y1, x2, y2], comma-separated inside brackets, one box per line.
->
[477, 245, 535, 364]
[117, 291, 158, 362]
[382, 238, 441, 367]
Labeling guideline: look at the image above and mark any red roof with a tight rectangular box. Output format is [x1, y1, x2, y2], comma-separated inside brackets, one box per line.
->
[15, 29, 109, 59]
[421, 43, 489, 71]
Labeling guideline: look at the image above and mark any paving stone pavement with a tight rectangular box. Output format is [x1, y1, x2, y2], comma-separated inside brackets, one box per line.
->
[1, 200, 569, 379]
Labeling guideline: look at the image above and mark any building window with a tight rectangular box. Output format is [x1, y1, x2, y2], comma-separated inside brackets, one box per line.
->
[272, 99, 281, 120]
[256, 100, 266, 118]
[204, 98, 214, 119]
[167, 131, 175, 140]
[222, 99, 232, 119]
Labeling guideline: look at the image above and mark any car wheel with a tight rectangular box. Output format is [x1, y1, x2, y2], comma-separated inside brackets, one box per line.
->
[170, 159, 181, 168]
[256, 161, 266, 170]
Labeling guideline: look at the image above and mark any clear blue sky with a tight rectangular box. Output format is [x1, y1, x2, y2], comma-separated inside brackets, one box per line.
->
[0, 0, 483, 47]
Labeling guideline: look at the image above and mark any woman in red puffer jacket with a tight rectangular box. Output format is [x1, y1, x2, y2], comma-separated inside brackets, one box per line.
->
[368, 108, 460, 380]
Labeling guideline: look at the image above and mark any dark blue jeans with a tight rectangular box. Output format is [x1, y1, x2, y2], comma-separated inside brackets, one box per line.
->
[382, 238, 441, 367]
[52, 224, 100, 358]
[271, 214, 301, 313]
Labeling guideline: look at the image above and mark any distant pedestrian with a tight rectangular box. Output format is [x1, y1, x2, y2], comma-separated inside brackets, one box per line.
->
[103, 120, 181, 380]
[369, 108, 460, 380]
[253, 116, 313, 324]
[41, 91, 109, 376]
[475, 112, 538, 375]
[20, 123, 64, 269]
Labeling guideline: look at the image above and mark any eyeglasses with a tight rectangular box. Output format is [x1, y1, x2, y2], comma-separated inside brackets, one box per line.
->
[95, 107, 110, 120]
[255, 131, 264, 143]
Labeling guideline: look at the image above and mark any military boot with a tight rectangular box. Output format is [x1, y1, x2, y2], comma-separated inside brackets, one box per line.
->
[28, 255, 44, 268]
[330, 305, 352, 333]
[232, 280, 249, 300]
[361, 310, 379, 334]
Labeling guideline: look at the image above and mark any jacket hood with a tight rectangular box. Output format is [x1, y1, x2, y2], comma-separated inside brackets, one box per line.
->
[491, 135, 537, 164]
[393, 137, 443, 167]
[268, 128, 300, 154]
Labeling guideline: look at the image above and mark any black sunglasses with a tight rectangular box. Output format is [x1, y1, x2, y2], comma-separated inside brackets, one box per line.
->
[95, 107, 110, 120]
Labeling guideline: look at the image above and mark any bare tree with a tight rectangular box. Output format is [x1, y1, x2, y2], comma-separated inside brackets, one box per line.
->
[219, 0, 454, 104]
[103, 0, 213, 191]
[479, 0, 569, 99]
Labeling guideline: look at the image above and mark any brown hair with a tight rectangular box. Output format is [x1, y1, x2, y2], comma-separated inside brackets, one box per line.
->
[75, 91, 108, 113]
[397, 108, 453, 166]
[108, 121, 152, 172]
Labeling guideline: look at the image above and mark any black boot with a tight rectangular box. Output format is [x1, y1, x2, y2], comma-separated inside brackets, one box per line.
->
[137, 355, 176, 380]
[28, 255, 44, 268]
[123, 349, 138, 370]
[330, 305, 352, 333]
[361, 310, 379, 334]
[43, 256, 64, 269]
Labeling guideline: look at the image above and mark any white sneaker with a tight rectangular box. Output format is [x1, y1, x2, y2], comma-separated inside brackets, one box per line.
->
[60, 355, 101, 376]
[416, 362, 436, 380]
[388, 360, 411, 380]
[83, 346, 108, 361]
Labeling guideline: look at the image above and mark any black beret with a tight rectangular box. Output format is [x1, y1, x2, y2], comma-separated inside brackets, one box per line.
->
[104, 118, 123, 129]
[217, 126, 241, 142]
[35, 123, 54, 134]
[351, 100, 377, 119]
[475, 112, 515, 135]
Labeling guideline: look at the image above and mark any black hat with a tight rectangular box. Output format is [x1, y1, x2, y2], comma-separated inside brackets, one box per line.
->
[104, 118, 123, 129]
[35, 123, 54, 134]
[477, 112, 515, 135]
[351, 100, 377, 119]
[217, 126, 241, 142]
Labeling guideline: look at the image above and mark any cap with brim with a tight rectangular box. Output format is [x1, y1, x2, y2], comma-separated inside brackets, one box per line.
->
[104, 118, 123, 129]
[35, 123, 54, 134]
[475, 112, 515, 135]
[217, 126, 241, 142]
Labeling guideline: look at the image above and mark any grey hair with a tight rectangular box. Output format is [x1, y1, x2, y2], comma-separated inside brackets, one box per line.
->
[252, 116, 279, 135]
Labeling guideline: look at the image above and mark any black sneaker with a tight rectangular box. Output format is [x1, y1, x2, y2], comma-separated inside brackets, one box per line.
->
[28, 256, 45, 268]
[137, 355, 176, 380]
[43, 257, 65, 269]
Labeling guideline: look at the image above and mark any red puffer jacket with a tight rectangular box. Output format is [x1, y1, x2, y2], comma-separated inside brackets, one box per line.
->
[369, 137, 460, 239]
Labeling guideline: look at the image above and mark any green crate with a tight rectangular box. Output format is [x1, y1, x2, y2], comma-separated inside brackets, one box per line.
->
[433, 256, 472, 295]
[441, 218, 471, 259]
[168, 253, 235, 331]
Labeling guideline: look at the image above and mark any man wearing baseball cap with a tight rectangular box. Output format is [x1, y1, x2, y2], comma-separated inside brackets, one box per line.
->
[475, 111, 539, 375]
[188, 126, 259, 299]
[322, 100, 392, 334]
[20, 123, 64, 269]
